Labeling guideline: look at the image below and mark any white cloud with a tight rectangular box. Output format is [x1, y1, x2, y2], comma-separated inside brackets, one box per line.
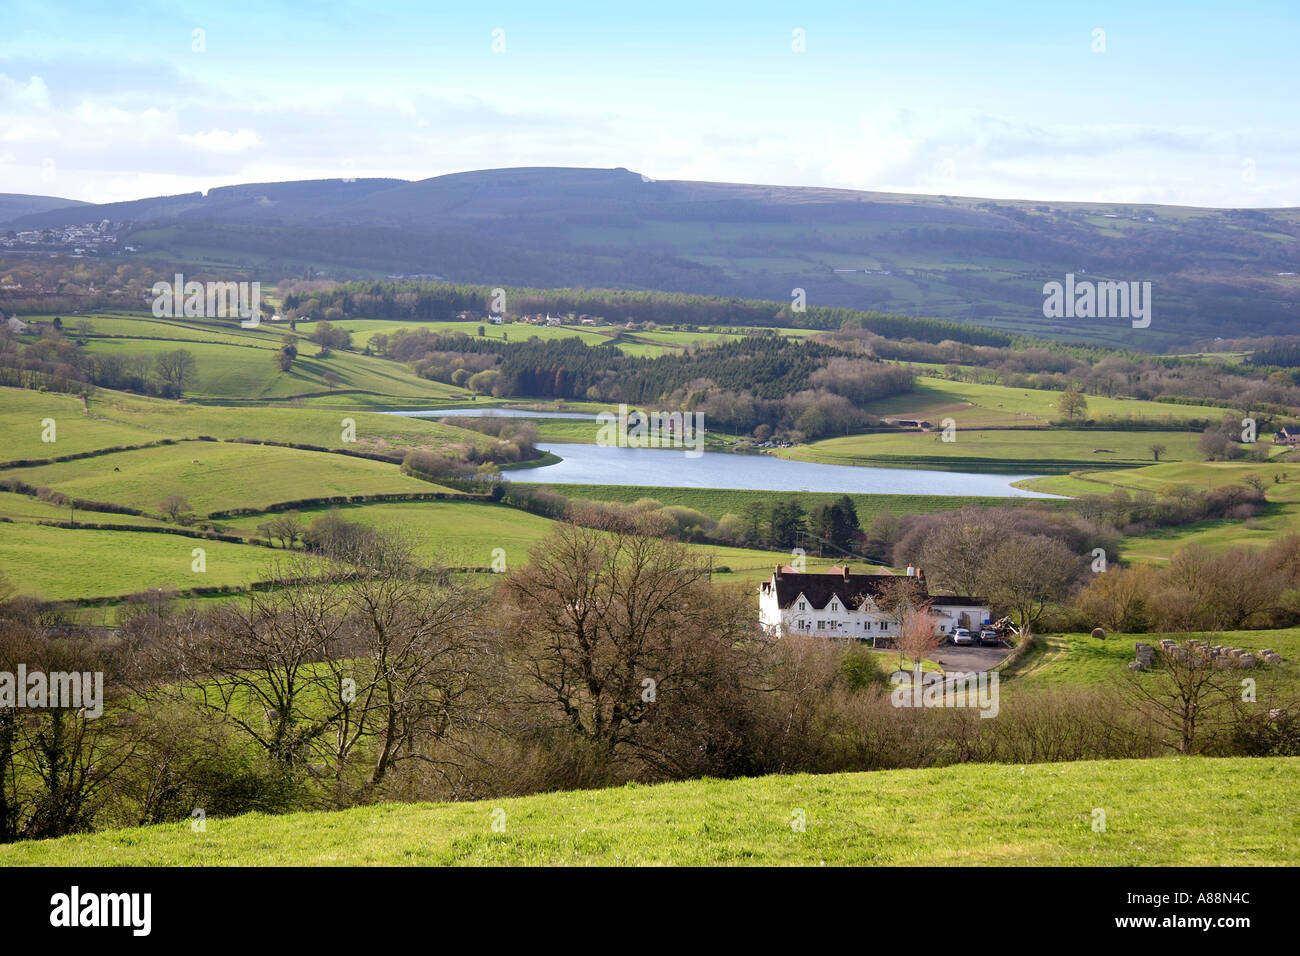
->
[178, 128, 261, 153]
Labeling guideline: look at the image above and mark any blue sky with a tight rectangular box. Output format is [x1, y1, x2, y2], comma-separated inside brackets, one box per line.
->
[2, 0, 1297, 206]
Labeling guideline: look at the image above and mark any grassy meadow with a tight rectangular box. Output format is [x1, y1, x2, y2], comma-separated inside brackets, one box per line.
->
[11, 440, 449, 515]
[0, 522, 272, 600]
[787, 428, 1203, 470]
[1002, 629, 1300, 687]
[2, 756, 1294, 866]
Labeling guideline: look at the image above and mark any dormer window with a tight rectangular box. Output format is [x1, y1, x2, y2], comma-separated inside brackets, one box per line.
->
[799, 601, 807, 611]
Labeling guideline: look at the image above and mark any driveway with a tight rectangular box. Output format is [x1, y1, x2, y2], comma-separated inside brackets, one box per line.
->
[930, 644, 1010, 674]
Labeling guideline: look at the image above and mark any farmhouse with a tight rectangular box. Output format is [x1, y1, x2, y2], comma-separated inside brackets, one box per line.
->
[1272, 426, 1300, 446]
[758, 565, 990, 642]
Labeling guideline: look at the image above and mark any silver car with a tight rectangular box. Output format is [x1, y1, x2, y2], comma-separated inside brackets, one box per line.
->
[952, 627, 974, 645]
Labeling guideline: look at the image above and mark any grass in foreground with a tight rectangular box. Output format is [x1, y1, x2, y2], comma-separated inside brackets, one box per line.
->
[2, 757, 1294, 865]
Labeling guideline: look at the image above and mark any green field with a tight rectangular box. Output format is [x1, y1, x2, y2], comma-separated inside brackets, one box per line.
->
[34, 311, 471, 405]
[12, 440, 448, 515]
[1015, 460, 1300, 560]
[0, 389, 162, 460]
[219, 498, 848, 585]
[2, 756, 1294, 865]
[861, 376, 1239, 428]
[0, 522, 272, 600]
[1, 386, 493, 460]
[787, 429, 1203, 470]
[1004, 629, 1300, 687]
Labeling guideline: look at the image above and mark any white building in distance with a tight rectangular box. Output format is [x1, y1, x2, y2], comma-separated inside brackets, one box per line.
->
[758, 565, 990, 643]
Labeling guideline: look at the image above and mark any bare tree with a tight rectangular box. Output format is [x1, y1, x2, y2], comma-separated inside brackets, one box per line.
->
[917, 515, 1001, 597]
[158, 495, 193, 523]
[258, 512, 304, 549]
[154, 349, 197, 393]
[1121, 640, 1242, 754]
[1074, 564, 1158, 633]
[978, 533, 1083, 641]
[501, 522, 755, 767]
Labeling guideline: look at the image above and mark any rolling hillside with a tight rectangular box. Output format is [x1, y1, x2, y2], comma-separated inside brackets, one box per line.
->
[7, 167, 1298, 346]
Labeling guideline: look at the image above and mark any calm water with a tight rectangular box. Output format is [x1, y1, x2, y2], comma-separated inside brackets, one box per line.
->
[386, 409, 1056, 497]
[524, 443, 1054, 497]
[388, 407, 594, 420]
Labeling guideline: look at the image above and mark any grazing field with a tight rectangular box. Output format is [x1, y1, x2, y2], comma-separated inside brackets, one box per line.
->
[786, 429, 1202, 470]
[1023, 460, 1300, 502]
[220, 499, 559, 568]
[1, 386, 494, 458]
[0, 388, 162, 461]
[3, 756, 1294, 866]
[862, 376, 1238, 428]
[1003, 629, 1300, 687]
[12, 440, 448, 515]
[82, 336, 463, 403]
[34, 310, 471, 404]
[218, 498, 846, 584]
[1121, 502, 1300, 563]
[0, 490, 171, 527]
[0, 523, 272, 600]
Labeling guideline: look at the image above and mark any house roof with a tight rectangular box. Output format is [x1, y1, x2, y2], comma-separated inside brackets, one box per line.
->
[762, 566, 984, 611]
[929, 595, 988, 607]
[763, 567, 919, 611]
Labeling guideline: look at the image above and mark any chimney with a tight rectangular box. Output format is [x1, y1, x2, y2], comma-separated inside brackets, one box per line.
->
[906, 565, 915, 577]
[842, 564, 850, 581]
[774, 564, 781, 580]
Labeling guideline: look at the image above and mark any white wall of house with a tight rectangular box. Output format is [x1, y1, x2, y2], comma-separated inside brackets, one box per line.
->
[759, 584, 990, 641]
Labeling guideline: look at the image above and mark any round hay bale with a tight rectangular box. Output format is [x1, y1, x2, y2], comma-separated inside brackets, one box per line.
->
[1090, 627, 1107, 641]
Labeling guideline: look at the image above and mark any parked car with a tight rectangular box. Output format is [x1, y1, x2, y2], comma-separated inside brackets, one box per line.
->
[979, 629, 1001, 647]
[952, 627, 974, 645]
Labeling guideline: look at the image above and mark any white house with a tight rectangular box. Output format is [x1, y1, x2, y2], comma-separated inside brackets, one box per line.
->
[758, 564, 990, 643]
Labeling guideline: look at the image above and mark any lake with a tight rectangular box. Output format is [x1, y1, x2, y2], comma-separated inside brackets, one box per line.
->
[387, 408, 1056, 497]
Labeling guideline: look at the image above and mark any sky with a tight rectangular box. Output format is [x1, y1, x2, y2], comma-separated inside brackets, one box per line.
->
[2, 0, 1298, 207]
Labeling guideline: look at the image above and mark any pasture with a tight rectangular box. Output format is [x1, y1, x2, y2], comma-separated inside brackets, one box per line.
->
[2, 757, 1294, 866]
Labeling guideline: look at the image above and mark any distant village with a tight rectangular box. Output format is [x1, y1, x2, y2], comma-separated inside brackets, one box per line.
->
[0, 219, 128, 255]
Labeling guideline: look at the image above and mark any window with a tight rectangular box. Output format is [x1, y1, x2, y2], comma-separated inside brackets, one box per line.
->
[880, 622, 889, 631]
[830, 602, 838, 611]
[817, 621, 825, 630]
[799, 601, 807, 611]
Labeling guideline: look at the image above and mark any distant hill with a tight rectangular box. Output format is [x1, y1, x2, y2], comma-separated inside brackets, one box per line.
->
[8, 168, 1299, 346]
[0, 192, 88, 226]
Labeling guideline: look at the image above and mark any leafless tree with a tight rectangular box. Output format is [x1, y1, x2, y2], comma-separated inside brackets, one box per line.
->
[500, 522, 757, 772]
[917, 515, 1001, 597]
[158, 494, 193, 523]
[1120, 640, 1243, 754]
[977, 533, 1083, 641]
